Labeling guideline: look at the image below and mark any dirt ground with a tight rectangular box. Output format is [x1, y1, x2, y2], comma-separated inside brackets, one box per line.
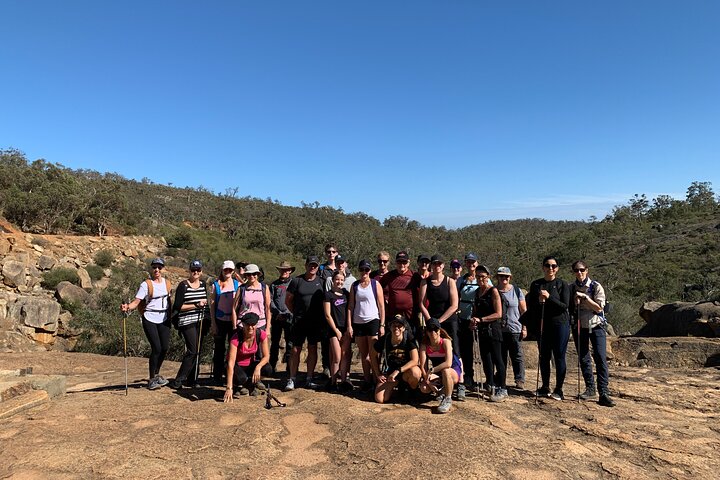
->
[1, 351, 719, 480]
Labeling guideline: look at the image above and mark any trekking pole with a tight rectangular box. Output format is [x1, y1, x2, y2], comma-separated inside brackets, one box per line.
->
[265, 384, 286, 409]
[472, 328, 483, 400]
[534, 300, 545, 405]
[576, 302, 581, 403]
[195, 312, 204, 385]
[123, 303, 130, 396]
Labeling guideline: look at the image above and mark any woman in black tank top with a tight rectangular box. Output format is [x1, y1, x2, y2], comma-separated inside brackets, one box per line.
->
[419, 255, 461, 387]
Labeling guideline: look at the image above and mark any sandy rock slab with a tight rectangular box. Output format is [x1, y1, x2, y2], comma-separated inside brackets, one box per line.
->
[0, 351, 718, 480]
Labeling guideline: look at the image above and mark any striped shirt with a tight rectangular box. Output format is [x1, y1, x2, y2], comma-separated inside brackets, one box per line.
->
[177, 282, 207, 327]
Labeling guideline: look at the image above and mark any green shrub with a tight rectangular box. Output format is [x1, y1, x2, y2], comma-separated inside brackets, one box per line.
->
[31, 237, 51, 248]
[93, 249, 115, 268]
[85, 264, 105, 281]
[42, 267, 80, 289]
[166, 229, 194, 249]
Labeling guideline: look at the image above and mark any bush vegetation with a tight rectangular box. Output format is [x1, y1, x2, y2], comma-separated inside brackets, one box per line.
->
[41, 267, 80, 290]
[93, 249, 115, 268]
[85, 264, 105, 282]
[2, 148, 719, 338]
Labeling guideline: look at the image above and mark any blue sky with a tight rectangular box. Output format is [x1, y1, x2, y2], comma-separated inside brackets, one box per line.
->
[2, 1, 718, 228]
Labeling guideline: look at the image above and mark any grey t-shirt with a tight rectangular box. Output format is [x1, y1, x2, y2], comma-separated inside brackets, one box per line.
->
[501, 286, 525, 334]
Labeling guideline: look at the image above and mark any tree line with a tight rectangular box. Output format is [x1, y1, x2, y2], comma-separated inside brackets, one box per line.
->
[1, 148, 718, 334]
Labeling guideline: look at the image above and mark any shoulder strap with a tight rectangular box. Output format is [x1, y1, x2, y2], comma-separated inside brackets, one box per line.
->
[145, 279, 153, 299]
[352, 280, 360, 296]
[233, 279, 239, 291]
[371, 279, 378, 299]
[514, 286, 521, 299]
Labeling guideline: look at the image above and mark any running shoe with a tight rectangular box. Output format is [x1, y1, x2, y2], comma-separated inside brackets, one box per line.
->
[437, 395, 452, 414]
[283, 378, 295, 392]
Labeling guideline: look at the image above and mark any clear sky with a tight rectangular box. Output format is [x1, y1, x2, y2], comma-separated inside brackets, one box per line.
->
[2, 1, 718, 228]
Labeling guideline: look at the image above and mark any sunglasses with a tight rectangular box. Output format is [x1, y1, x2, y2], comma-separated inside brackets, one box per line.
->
[378, 259, 389, 264]
[573, 268, 587, 273]
[359, 268, 371, 273]
[151, 266, 163, 270]
[426, 326, 440, 332]
[190, 269, 202, 273]
[390, 324, 404, 329]
[246, 272, 258, 276]
[326, 250, 337, 254]
[544, 264, 559, 269]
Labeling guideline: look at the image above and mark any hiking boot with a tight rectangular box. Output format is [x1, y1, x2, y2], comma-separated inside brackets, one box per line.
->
[238, 387, 250, 396]
[321, 367, 331, 380]
[490, 387, 508, 403]
[536, 386, 551, 398]
[339, 380, 353, 393]
[249, 387, 261, 397]
[283, 378, 295, 392]
[254, 381, 267, 391]
[579, 386, 598, 400]
[155, 376, 169, 387]
[515, 380, 525, 390]
[456, 384, 466, 402]
[598, 393, 616, 407]
[549, 390, 564, 401]
[437, 395, 452, 414]
[169, 379, 184, 390]
[306, 378, 321, 390]
[147, 377, 162, 390]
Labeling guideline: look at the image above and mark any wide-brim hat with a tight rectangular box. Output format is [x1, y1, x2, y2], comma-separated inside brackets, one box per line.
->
[276, 261, 296, 273]
[244, 263, 261, 274]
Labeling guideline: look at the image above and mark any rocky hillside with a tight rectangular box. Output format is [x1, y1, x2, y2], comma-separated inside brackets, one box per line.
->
[0, 217, 171, 352]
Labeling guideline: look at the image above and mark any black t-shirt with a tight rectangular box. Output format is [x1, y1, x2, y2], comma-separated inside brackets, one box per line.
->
[324, 290, 348, 328]
[373, 333, 418, 373]
[288, 274, 324, 321]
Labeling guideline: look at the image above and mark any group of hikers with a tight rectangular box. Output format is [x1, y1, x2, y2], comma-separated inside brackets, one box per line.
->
[120, 244, 616, 413]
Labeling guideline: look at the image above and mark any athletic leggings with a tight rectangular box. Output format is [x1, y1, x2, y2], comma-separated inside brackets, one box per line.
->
[478, 334, 506, 389]
[539, 320, 570, 393]
[233, 362, 273, 387]
[175, 322, 200, 384]
[142, 317, 171, 379]
[213, 321, 235, 380]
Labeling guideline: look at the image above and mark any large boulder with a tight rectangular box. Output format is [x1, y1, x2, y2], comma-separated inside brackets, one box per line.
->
[637, 301, 720, 338]
[7, 297, 61, 333]
[37, 255, 57, 271]
[76, 268, 92, 289]
[2, 260, 26, 288]
[55, 281, 91, 305]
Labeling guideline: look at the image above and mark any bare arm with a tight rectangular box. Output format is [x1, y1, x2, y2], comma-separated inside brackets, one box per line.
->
[223, 341, 238, 403]
[419, 280, 430, 320]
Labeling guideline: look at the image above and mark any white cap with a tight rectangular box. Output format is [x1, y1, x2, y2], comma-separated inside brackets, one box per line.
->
[244, 263, 260, 274]
[222, 260, 235, 270]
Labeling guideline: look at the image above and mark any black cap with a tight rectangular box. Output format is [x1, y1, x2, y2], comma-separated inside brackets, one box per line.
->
[425, 317, 441, 330]
[389, 314, 408, 328]
[464, 252, 478, 261]
[189, 260, 203, 270]
[430, 254, 444, 264]
[150, 257, 165, 266]
[450, 259, 461, 268]
[417, 254, 431, 263]
[335, 255, 347, 265]
[396, 251, 410, 262]
[306, 255, 320, 265]
[358, 259, 372, 270]
[240, 312, 260, 326]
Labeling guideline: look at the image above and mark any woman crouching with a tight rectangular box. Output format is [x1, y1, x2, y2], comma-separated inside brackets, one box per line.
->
[370, 315, 422, 403]
[419, 317, 462, 414]
[223, 312, 272, 402]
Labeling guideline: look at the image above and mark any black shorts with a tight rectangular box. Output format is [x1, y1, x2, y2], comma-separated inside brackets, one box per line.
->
[289, 321, 324, 347]
[352, 319, 380, 337]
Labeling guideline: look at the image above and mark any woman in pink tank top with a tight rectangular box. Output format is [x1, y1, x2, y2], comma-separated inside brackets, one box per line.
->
[419, 317, 460, 414]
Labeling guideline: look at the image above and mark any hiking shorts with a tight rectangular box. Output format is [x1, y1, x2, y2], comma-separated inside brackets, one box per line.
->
[352, 319, 380, 337]
[289, 319, 324, 347]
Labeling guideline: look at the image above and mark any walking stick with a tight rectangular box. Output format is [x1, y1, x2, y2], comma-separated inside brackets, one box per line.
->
[576, 302, 581, 403]
[472, 328, 483, 400]
[123, 305, 130, 396]
[534, 300, 545, 405]
[194, 310, 204, 385]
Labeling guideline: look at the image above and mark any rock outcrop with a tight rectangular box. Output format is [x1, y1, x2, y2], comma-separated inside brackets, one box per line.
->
[638, 301, 720, 337]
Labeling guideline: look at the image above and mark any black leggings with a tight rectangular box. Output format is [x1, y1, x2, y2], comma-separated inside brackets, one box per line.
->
[142, 317, 171, 379]
[478, 334, 506, 389]
[233, 362, 273, 387]
[175, 322, 200, 384]
[213, 321, 235, 380]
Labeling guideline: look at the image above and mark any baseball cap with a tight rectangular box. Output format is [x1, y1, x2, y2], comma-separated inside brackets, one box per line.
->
[496, 266, 512, 276]
[430, 254, 444, 264]
[306, 255, 320, 265]
[244, 263, 260, 274]
[464, 253, 478, 262]
[150, 258, 165, 267]
[450, 259, 461, 268]
[189, 260, 203, 270]
[425, 317, 441, 330]
[396, 251, 410, 262]
[222, 260, 235, 270]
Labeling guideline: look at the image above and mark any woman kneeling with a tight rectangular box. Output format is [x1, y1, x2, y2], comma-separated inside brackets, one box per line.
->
[371, 315, 421, 403]
[419, 317, 462, 414]
[224, 313, 272, 402]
